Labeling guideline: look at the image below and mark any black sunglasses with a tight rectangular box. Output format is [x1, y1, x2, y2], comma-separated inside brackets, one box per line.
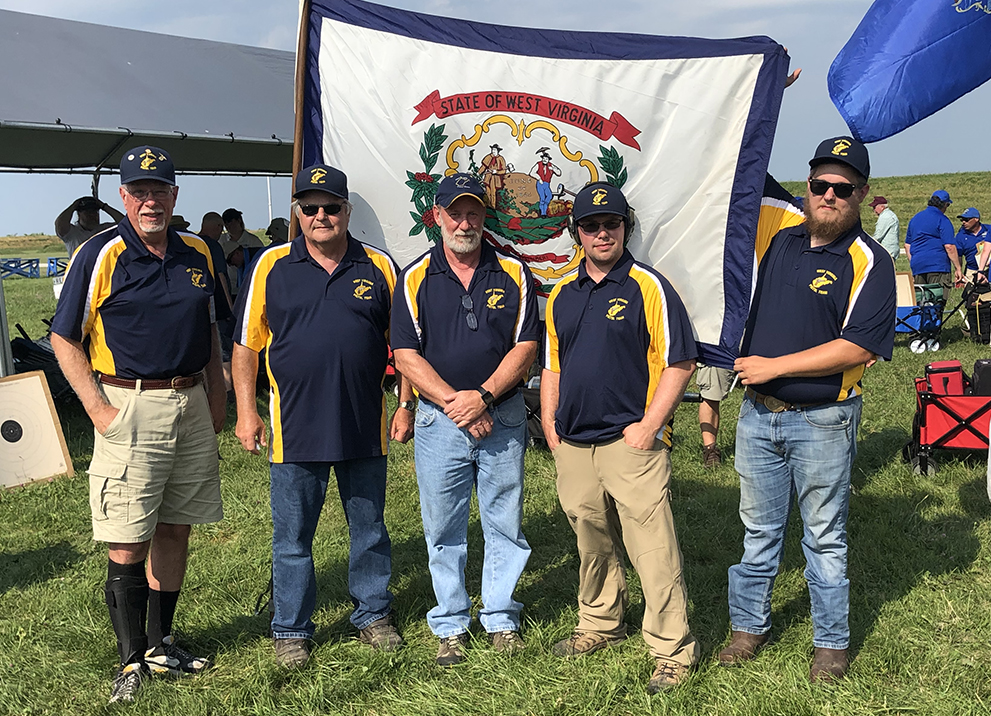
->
[808, 179, 861, 199]
[461, 294, 478, 331]
[298, 203, 344, 217]
[577, 218, 624, 234]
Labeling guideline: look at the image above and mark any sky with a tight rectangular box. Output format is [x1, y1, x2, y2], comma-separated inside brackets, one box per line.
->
[0, 0, 988, 236]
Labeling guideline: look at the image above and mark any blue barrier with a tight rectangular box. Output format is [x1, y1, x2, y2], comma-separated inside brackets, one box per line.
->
[47, 257, 68, 277]
[0, 258, 40, 279]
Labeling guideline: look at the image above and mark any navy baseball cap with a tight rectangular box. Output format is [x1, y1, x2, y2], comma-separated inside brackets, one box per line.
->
[958, 207, 980, 220]
[572, 183, 629, 222]
[809, 136, 870, 181]
[76, 196, 102, 211]
[221, 208, 243, 223]
[932, 189, 952, 204]
[120, 146, 175, 185]
[434, 173, 485, 208]
[293, 164, 348, 200]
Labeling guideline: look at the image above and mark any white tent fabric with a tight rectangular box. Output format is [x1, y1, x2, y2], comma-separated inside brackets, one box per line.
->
[0, 10, 294, 175]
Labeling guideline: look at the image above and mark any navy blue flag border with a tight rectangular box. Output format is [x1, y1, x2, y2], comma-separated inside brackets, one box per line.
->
[300, 0, 789, 369]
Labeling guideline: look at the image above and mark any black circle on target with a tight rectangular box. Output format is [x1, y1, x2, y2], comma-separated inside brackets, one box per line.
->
[1, 419, 24, 443]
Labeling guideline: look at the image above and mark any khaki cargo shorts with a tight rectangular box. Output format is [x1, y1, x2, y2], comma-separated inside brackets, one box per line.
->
[88, 381, 222, 543]
[696, 364, 736, 402]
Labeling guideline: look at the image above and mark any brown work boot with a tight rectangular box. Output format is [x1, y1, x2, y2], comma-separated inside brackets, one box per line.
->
[647, 659, 691, 693]
[810, 647, 848, 683]
[274, 638, 311, 669]
[702, 444, 722, 468]
[717, 631, 769, 666]
[358, 615, 403, 652]
[491, 630, 525, 654]
[552, 631, 626, 658]
[436, 633, 469, 666]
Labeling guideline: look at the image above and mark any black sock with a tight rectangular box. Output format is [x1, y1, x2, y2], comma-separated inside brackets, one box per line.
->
[147, 589, 181, 647]
[105, 559, 148, 665]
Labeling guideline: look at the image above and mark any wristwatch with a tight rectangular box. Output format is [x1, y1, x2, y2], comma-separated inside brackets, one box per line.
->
[397, 400, 415, 411]
[476, 387, 495, 407]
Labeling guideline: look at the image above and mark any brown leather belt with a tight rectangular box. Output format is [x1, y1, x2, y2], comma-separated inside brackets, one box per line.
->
[98, 373, 202, 390]
[744, 386, 818, 413]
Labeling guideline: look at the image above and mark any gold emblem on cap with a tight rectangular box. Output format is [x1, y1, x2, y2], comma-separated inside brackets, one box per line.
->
[456, 176, 471, 188]
[831, 139, 851, 157]
[139, 149, 158, 171]
[310, 168, 327, 184]
[592, 188, 609, 206]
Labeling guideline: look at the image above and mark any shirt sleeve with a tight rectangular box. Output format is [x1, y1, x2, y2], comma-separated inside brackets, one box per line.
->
[389, 264, 423, 352]
[543, 284, 562, 373]
[207, 240, 232, 323]
[50, 240, 100, 342]
[839, 240, 897, 360]
[515, 263, 540, 343]
[232, 255, 271, 352]
[655, 275, 698, 366]
[940, 215, 955, 245]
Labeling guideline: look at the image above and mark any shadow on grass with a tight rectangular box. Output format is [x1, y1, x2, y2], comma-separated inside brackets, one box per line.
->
[0, 540, 81, 594]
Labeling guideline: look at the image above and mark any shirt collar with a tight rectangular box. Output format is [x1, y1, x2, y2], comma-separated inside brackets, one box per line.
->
[577, 248, 634, 286]
[288, 232, 366, 266]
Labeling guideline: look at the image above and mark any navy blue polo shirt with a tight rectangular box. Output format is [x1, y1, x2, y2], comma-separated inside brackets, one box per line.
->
[51, 219, 230, 379]
[955, 223, 989, 271]
[544, 250, 696, 445]
[391, 241, 539, 392]
[906, 205, 955, 274]
[233, 234, 399, 464]
[741, 222, 896, 404]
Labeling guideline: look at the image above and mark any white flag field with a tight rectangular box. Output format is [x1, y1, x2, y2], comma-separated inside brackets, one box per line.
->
[299, 0, 790, 367]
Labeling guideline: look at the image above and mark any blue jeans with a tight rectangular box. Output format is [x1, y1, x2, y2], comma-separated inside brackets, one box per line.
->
[414, 393, 531, 637]
[270, 457, 393, 639]
[728, 395, 862, 650]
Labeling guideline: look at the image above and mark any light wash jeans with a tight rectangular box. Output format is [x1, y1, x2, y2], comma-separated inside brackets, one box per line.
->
[270, 457, 393, 640]
[414, 393, 531, 637]
[728, 394, 862, 650]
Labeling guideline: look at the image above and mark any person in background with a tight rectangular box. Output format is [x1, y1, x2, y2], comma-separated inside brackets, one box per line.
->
[54, 195, 124, 257]
[954, 207, 989, 282]
[266, 217, 290, 245]
[869, 196, 900, 261]
[905, 190, 962, 289]
[222, 207, 264, 248]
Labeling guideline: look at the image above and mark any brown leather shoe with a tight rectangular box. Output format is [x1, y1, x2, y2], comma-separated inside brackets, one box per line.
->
[717, 631, 769, 666]
[552, 631, 627, 658]
[647, 660, 691, 693]
[358, 616, 403, 652]
[810, 647, 848, 683]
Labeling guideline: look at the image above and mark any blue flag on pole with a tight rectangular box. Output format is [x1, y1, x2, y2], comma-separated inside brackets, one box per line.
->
[298, 0, 789, 368]
[828, 0, 991, 143]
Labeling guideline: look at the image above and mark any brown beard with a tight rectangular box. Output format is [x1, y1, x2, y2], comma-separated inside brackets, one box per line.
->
[803, 190, 860, 244]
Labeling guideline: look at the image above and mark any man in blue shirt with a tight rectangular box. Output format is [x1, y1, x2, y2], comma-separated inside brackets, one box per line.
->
[718, 137, 895, 683]
[233, 165, 414, 668]
[392, 174, 539, 666]
[541, 183, 699, 693]
[905, 190, 962, 289]
[954, 207, 989, 281]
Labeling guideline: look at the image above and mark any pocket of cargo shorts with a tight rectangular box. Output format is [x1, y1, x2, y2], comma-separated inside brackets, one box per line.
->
[88, 459, 129, 522]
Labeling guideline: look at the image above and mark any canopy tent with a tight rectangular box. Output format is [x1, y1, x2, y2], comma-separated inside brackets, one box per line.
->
[0, 10, 294, 176]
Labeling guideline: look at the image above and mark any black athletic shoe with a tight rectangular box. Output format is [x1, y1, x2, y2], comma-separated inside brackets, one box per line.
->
[109, 662, 150, 704]
[144, 635, 211, 676]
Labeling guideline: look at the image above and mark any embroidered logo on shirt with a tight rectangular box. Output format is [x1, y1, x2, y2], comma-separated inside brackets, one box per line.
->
[187, 267, 206, 288]
[352, 278, 374, 300]
[606, 297, 628, 320]
[485, 288, 506, 309]
[809, 269, 837, 295]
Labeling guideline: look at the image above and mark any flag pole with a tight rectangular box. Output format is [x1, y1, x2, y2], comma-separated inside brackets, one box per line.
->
[290, 0, 312, 238]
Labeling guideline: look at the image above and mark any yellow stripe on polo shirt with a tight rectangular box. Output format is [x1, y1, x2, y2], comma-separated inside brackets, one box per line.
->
[363, 244, 397, 297]
[178, 232, 217, 278]
[543, 273, 578, 373]
[495, 255, 531, 343]
[79, 237, 127, 375]
[628, 265, 671, 412]
[836, 237, 875, 401]
[238, 245, 291, 351]
[268, 374, 284, 463]
[756, 198, 805, 265]
[402, 255, 431, 344]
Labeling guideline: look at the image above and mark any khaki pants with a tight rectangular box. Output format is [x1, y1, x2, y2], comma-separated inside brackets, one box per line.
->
[553, 437, 698, 666]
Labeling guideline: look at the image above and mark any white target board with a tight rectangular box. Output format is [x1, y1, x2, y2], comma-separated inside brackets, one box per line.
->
[0, 371, 74, 488]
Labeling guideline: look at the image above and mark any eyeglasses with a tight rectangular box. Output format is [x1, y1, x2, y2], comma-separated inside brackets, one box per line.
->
[462, 294, 478, 331]
[126, 187, 173, 202]
[808, 179, 861, 199]
[577, 218, 624, 234]
[298, 203, 344, 217]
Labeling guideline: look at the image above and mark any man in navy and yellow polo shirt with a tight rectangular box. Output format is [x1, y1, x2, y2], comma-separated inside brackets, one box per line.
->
[51, 146, 228, 704]
[719, 137, 895, 683]
[905, 189, 962, 289]
[541, 182, 699, 693]
[232, 164, 413, 669]
[391, 173, 538, 666]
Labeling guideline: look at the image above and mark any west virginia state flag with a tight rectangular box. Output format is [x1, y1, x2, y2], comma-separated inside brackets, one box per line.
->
[298, 0, 789, 367]
[829, 0, 991, 143]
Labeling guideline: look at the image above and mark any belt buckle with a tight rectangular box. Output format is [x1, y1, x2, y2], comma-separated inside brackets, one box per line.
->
[170, 376, 181, 390]
[763, 395, 789, 413]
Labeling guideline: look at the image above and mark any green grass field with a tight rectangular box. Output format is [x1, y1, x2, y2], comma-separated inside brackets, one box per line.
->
[2, 175, 991, 715]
